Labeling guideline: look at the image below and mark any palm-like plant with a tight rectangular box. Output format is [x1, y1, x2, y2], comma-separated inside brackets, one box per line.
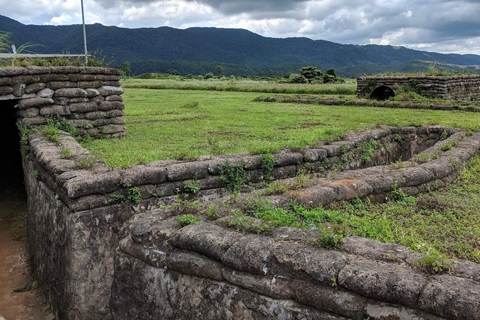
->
[0, 31, 42, 66]
[0, 31, 10, 52]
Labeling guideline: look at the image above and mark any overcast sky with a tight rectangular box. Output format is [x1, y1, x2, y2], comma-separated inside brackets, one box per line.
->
[2, 0, 480, 54]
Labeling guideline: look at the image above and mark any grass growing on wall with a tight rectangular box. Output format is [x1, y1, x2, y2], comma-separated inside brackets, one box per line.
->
[82, 88, 480, 168]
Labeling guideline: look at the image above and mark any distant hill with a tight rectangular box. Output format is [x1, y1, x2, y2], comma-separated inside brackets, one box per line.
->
[1, 15, 480, 77]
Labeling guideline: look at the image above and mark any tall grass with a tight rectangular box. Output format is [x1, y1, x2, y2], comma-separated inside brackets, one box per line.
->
[121, 78, 357, 95]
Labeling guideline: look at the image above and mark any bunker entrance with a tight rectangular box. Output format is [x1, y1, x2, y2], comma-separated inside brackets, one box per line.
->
[371, 85, 396, 100]
[0, 99, 25, 194]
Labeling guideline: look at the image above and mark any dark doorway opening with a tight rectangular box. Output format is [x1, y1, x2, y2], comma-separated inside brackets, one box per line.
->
[371, 85, 396, 100]
[0, 99, 25, 195]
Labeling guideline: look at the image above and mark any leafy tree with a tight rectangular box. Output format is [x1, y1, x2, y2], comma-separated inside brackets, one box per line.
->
[286, 73, 308, 84]
[171, 69, 181, 75]
[326, 68, 336, 77]
[323, 68, 338, 83]
[215, 65, 225, 77]
[204, 72, 214, 79]
[299, 66, 322, 83]
[119, 61, 131, 77]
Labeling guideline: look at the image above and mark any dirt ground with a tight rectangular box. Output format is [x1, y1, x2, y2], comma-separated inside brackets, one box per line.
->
[0, 190, 54, 320]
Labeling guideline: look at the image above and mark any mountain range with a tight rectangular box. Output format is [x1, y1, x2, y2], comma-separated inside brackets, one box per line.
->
[1, 14, 480, 77]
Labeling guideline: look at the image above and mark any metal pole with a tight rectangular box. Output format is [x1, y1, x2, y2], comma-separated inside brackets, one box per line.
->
[81, 0, 88, 65]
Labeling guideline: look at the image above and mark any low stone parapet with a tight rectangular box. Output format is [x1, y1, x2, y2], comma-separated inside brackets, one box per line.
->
[0, 66, 125, 138]
[112, 216, 480, 319]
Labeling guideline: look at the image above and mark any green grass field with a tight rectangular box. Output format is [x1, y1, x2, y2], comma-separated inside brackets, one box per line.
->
[121, 77, 357, 95]
[83, 88, 480, 168]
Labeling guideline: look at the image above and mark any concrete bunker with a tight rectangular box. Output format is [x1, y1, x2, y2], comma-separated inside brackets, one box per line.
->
[370, 85, 396, 100]
[357, 74, 480, 100]
[0, 98, 24, 191]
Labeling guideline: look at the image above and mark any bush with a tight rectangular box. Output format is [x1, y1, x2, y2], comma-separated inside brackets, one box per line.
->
[286, 73, 308, 84]
[300, 66, 322, 83]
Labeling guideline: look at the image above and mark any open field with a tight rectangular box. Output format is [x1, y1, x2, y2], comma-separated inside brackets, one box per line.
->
[83, 88, 480, 167]
[121, 77, 357, 94]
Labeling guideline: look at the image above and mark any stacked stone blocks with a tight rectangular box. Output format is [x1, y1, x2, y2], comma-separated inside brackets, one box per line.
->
[0, 66, 125, 138]
[357, 74, 480, 100]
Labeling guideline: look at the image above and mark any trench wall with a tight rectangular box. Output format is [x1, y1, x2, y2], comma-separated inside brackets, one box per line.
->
[23, 124, 480, 319]
[0, 66, 126, 138]
[357, 74, 480, 100]
[113, 218, 480, 320]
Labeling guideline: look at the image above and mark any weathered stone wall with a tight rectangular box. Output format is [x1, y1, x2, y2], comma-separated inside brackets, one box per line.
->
[22, 125, 480, 318]
[357, 74, 480, 100]
[0, 66, 125, 138]
[112, 217, 480, 319]
[39, 125, 469, 215]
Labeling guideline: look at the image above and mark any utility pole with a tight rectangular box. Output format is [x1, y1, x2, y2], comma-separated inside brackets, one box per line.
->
[81, 0, 88, 65]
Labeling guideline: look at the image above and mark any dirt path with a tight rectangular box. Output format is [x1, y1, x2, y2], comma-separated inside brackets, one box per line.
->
[0, 191, 54, 320]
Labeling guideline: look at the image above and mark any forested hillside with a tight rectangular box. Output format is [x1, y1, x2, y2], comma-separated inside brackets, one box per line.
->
[1, 15, 479, 76]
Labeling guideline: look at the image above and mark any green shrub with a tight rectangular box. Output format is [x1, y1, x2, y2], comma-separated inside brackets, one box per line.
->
[75, 157, 96, 169]
[183, 181, 201, 194]
[42, 122, 60, 143]
[127, 186, 142, 204]
[316, 229, 343, 249]
[260, 154, 275, 181]
[414, 248, 456, 274]
[177, 214, 199, 226]
[286, 73, 308, 84]
[219, 161, 249, 192]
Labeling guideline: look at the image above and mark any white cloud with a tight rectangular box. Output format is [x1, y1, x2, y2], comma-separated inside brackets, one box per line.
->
[47, 14, 73, 25]
[1, 0, 480, 54]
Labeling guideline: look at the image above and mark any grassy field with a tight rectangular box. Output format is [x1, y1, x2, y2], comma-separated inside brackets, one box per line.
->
[83, 88, 480, 167]
[121, 77, 357, 95]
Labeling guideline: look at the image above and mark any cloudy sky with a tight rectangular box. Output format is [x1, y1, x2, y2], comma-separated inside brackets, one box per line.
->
[2, 0, 480, 54]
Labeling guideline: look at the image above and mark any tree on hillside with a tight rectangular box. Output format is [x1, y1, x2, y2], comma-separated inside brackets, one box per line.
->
[286, 73, 308, 84]
[119, 61, 131, 77]
[323, 68, 338, 83]
[299, 66, 322, 83]
[216, 65, 225, 77]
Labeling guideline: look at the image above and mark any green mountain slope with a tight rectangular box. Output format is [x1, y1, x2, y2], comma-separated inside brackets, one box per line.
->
[1, 15, 479, 76]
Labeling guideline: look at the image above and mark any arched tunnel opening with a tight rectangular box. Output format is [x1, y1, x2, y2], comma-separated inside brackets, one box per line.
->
[0, 99, 25, 196]
[370, 85, 396, 100]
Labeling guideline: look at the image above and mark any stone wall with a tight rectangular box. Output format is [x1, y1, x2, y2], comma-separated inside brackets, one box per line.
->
[0, 66, 125, 138]
[22, 125, 480, 318]
[112, 217, 480, 319]
[357, 74, 480, 100]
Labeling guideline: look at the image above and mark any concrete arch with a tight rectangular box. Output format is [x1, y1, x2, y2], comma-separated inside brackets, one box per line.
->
[371, 85, 396, 100]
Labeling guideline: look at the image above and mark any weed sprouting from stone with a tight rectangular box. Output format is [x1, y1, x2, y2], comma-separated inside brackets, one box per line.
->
[177, 214, 199, 226]
[219, 161, 249, 192]
[360, 139, 380, 163]
[260, 154, 275, 182]
[440, 140, 458, 151]
[60, 148, 73, 159]
[75, 157, 96, 170]
[414, 248, 456, 274]
[183, 181, 200, 194]
[126, 186, 142, 204]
